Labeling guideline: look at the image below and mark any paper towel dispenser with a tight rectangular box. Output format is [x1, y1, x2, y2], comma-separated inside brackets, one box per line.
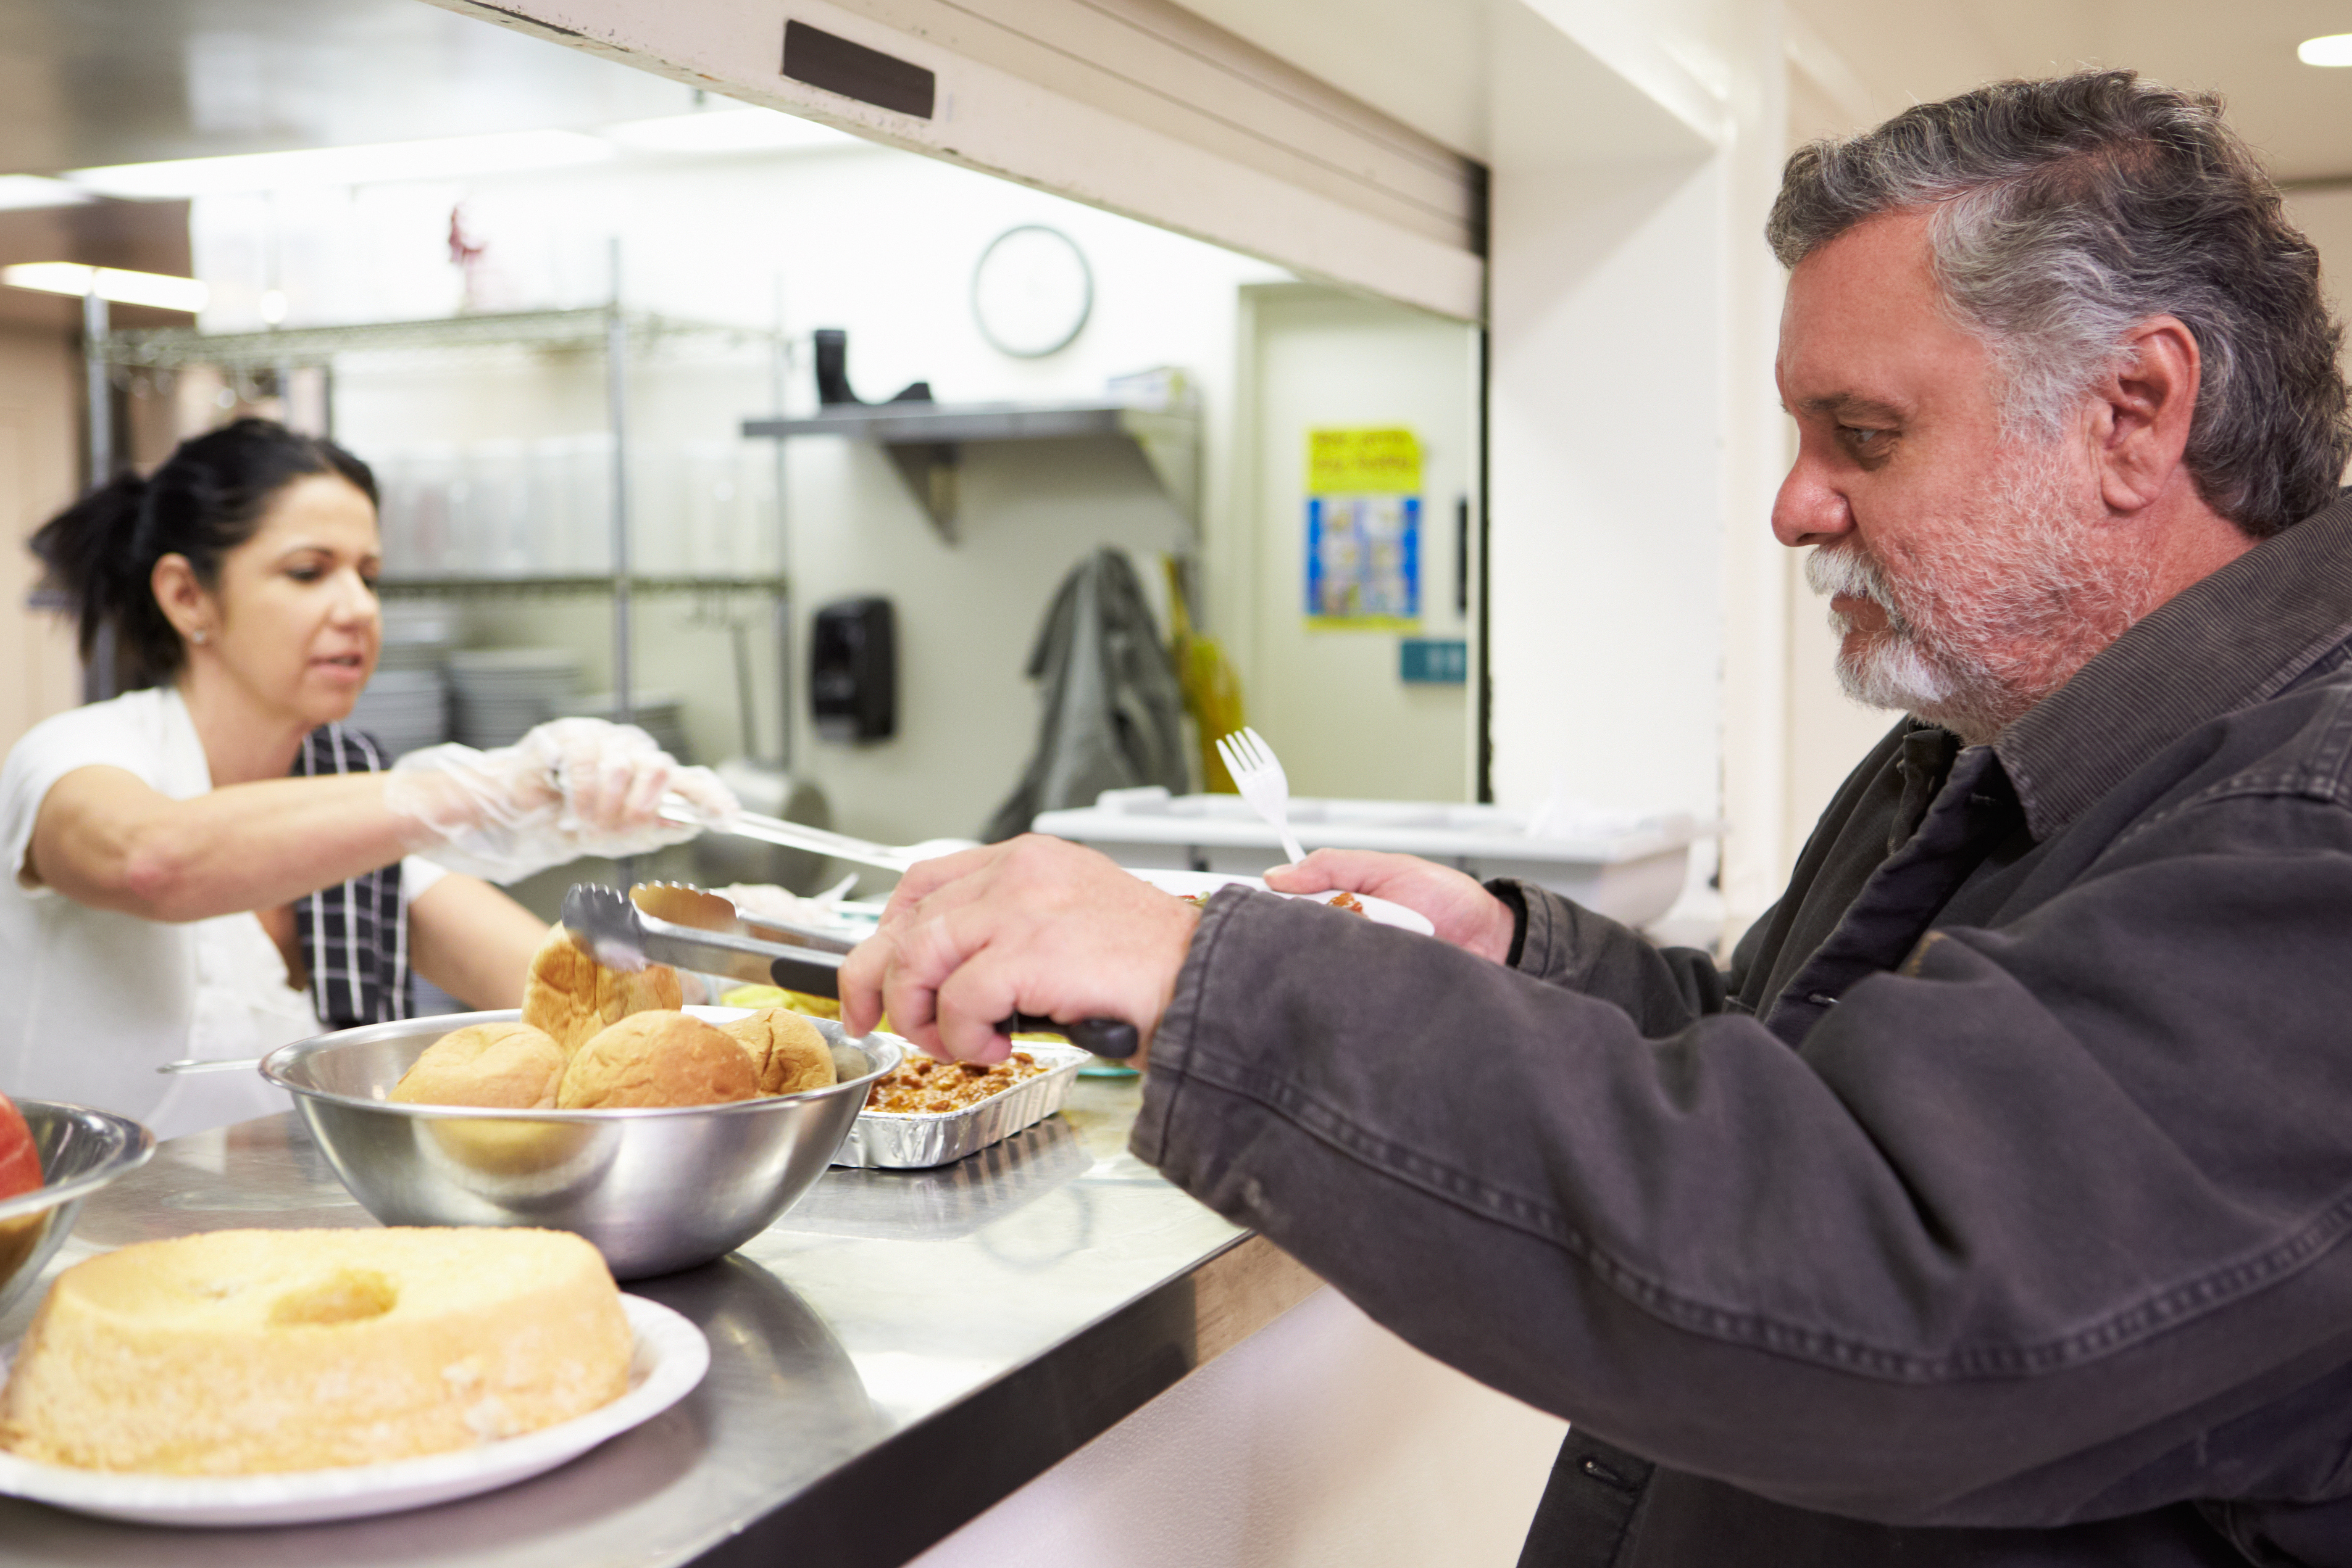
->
[810, 596, 896, 742]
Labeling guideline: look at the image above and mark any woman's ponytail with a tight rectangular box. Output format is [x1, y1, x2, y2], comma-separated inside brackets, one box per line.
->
[29, 470, 157, 673]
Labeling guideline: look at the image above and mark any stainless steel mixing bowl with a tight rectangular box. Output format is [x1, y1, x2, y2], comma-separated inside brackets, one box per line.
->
[0, 1101, 156, 1322]
[261, 1007, 900, 1279]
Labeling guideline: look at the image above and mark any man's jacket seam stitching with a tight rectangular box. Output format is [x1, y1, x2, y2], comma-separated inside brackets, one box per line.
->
[1162, 1051, 2352, 1383]
[2101, 680, 2352, 852]
[2107, 769, 2352, 855]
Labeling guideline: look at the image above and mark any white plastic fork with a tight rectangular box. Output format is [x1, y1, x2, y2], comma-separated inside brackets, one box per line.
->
[1216, 726, 1307, 865]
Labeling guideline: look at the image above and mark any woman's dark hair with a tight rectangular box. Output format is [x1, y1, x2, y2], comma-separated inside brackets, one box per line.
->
[30, 418, 378, 688]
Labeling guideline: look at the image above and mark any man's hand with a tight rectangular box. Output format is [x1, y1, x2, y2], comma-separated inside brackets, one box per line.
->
[1264, 849, 1515, 962]
[840, 835, 1200, 1066]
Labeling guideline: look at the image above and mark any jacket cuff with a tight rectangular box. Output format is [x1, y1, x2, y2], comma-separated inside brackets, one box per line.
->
[1492, 876, 1579, 981]
[1487, 879, 1530, 967]
[1130, 883, 1244, 1169]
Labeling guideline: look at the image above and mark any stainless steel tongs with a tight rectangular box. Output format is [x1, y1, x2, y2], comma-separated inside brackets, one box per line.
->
[656, 801, 977, 874]
[561, 883, 1139, 1058]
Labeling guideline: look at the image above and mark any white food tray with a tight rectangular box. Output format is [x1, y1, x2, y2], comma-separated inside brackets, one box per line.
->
[1034, 788, 1706, 930]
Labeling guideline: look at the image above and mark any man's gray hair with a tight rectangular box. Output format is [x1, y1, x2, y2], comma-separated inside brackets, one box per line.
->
[1767, 70, 2350, 536]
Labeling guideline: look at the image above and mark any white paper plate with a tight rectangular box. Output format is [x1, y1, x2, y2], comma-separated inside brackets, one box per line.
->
[0, 1293, 706, 1528]
[1129, 868, 1436, 936]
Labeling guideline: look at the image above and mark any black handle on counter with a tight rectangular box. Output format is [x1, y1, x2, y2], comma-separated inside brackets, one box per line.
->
[1008, 1014, 1139, 1059]
[768, 955, 1140, 1058]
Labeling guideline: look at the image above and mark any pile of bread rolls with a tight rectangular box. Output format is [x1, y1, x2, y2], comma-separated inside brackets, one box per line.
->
[390, 929, 837, 1110]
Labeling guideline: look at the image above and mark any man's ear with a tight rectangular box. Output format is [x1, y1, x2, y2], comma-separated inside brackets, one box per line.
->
[150, 553, 210, 644]
[2092, 316, 2200, 515]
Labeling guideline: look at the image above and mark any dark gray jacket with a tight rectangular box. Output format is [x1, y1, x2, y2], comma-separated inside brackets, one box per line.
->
[1134, 493, 2352, 1565]
[984, 548, 1189, 843]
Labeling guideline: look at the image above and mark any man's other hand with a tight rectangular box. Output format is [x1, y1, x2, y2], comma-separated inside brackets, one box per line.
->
[839, 836, 1200, 1067]
[1265, 849, 1515, 962]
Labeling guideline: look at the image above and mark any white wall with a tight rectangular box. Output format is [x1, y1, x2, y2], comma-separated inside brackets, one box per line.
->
[2284, 185, 2352, 390]
[907, 1287, 1567, 1568]
[190, 139, 1289, 850]
[1465, 0, 1792, 947]
[0, 325, 80, 756]
[1485, 156, 1729, 896]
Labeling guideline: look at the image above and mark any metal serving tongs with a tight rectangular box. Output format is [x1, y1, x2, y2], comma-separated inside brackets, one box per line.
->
[157, 881, 869, 1078]
[657, 800, 977, 876]
[562, 883, 1140, 1059]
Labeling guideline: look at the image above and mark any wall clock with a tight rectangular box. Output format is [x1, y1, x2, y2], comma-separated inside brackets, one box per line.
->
[971, 224, 1093, 358]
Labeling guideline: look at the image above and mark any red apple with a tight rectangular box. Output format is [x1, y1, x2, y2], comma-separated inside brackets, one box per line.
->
[0, 1090, 39, 1201]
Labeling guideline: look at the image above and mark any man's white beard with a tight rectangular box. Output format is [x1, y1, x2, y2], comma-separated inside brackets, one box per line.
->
[1803, 441, 2148, 744]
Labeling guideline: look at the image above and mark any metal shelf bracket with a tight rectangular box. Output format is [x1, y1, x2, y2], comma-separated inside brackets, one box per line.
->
[883, 442, 961, 542]
[743, 400, 1200, 545]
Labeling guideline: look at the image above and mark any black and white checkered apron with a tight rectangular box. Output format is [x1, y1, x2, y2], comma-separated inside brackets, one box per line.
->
[289, 723, 414, 1028]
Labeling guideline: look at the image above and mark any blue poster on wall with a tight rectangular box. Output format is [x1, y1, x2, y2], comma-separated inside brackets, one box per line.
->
[1305, 493, 1421, 628]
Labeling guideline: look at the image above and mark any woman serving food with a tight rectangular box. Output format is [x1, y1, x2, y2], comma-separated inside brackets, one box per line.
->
[0, 419, 733, 1139]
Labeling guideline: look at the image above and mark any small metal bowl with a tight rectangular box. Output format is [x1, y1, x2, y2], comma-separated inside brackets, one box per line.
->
[261, 1008, 900, 1279]
[0, 1101, 156, 1323]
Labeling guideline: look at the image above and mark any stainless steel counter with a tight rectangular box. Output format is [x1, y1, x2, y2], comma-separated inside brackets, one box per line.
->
[0, 1080, 1321, 1566]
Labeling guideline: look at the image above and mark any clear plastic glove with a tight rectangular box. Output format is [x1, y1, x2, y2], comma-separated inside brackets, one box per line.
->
[384, 717, 739, 884]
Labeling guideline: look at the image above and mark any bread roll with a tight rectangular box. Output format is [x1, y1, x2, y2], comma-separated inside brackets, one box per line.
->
[0, 1227, 629, 1474]
[390, 1021, 566, 1109]
[558, 1011, 758, 1109]
[522, 925, 682, 1056]
[722, 1009, 838, 1097]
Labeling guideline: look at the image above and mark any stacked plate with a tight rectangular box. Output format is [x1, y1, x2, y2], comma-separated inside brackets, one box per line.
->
[348, 668, 448, 761]
[566, 691, 691, 763]
[375, 602, 458, 673]
[349, 603, 454, 760]
[447, 648, 581, 750]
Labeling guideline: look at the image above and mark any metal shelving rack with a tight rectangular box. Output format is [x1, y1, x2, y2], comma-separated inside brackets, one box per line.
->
[90, 302, 789, 734]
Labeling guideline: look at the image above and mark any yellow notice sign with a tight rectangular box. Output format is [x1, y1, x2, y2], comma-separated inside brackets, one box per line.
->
[1307, 427, 1421, 495]
[1304, 426, 1422, 629]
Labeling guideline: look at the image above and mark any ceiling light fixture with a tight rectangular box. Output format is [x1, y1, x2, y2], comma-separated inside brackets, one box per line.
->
[601, 108, 854, 155]
[66, 129, 614, 200]
[2298, 33, 2352, 66]
[1, 263, 208, 313]
[0, 176, 92, 212]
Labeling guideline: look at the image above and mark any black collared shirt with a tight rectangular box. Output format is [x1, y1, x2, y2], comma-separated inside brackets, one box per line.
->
[1138, 492, 2352, 1565]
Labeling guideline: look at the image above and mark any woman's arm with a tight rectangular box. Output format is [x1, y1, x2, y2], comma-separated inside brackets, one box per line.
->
[27, 764, 414, 922]
[24, 718, 732, 925]
[406, 873, 549, 1010]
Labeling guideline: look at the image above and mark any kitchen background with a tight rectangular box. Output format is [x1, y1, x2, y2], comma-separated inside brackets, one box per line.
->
[5, 3, 2352, 1565]
[9, 81, 1480, 893]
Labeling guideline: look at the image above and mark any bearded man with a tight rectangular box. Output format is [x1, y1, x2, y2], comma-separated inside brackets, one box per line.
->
[844, 71, 2352, 1567]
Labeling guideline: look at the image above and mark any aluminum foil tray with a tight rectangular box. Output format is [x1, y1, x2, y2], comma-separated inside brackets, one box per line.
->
[831, 1042, 1092, 1169]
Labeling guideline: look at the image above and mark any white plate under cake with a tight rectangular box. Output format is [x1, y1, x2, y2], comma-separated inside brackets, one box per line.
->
[0, 1225, 707, 1526]
[0, 1294, 704, 1527]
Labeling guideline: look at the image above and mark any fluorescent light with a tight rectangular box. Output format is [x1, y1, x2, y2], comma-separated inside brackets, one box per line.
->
[0, 175, 92, 212]
[1, 263, 208, 312]
[2300, 33, 2352, 66]
[601, 108, 854, 155]
[67, 129, 613, 199]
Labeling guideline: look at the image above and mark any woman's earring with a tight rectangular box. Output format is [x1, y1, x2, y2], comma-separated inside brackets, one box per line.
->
[189, 629, 208, 645]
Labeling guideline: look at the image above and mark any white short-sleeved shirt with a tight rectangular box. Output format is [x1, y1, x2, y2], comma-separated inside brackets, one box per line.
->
[0, 687, 444, 1141]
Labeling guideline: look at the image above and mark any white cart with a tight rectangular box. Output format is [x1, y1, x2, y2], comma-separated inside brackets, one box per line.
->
[1031, 788, 1706, 931]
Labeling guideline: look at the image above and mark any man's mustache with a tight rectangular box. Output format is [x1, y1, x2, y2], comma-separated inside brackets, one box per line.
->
[1805, 543, 1919, 638]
